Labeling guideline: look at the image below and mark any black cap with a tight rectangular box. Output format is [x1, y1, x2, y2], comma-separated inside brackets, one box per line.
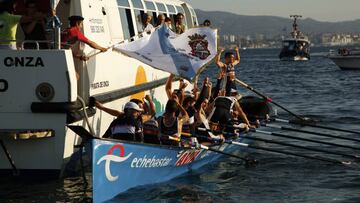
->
[68, 15, 84, 22]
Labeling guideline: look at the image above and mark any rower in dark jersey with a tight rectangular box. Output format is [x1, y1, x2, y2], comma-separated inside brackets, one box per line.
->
[103, 102, 144, 142]
[157, 97, 188, 146]
[207, 93, 254, 131]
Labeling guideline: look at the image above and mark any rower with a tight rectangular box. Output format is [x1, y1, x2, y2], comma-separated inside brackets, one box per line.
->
[102, 102, 143, 142]
[157, 98, 188, 146]
[215, 47, 240, 96]
[207, 93, 254, 132]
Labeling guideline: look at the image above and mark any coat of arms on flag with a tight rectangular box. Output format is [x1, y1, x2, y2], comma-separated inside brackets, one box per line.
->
[188, 34, 211, 60]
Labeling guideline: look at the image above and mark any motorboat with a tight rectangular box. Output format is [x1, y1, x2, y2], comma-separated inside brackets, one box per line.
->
[279, 15, 310, 61]
[328, 48, 360, 70]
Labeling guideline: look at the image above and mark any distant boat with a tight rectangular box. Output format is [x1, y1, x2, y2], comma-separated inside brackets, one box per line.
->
[328, 48, 360, 70]
[279, 15, 310, 61]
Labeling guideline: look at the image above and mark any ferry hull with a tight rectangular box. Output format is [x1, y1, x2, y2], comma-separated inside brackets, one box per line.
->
[92, 137, 251, 203]
[280, 56, 309, 61]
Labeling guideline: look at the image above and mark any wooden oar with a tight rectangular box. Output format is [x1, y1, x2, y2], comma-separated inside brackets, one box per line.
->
[254, 129, 360, 151]
[197, 127, 360, 160]
[273, 118, 360, 135]
[227, 140, 351, 165]
[235, 78, 307, 121]
[262, 123, 360, 142]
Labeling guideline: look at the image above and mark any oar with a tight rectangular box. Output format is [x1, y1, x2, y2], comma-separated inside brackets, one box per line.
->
[240, 135, 360, 160]
[263, 123, 360, 142]
[273, 118, 360, 135]
[254, 129, 360, 151]
[227, 140, 351, 165]
[181, 132, 256, 164]
[199, 144, 256, 164]
[235, 78, 307, 121]
[197, 127, 360, 160]
[0, 140, 19, 176]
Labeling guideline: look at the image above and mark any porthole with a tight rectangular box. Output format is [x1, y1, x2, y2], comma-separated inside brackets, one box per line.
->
[36, 83, 55, 102]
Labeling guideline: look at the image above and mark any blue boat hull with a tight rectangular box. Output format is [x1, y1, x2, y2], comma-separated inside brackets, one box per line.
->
[92, 136, 251, 202]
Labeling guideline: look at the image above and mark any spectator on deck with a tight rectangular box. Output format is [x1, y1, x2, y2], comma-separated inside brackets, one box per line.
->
[156, 14, 165, 27]
[175, 13, 186, 34]
[61, 15, 107, 61]
[141, 13, 154, 34]
[21, 0, 48, 49]
[202, 19, 211, 27]
[0, 0, 38, 49]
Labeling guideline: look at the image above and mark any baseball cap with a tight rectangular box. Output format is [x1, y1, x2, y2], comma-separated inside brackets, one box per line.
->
[124, 102, 143, 112]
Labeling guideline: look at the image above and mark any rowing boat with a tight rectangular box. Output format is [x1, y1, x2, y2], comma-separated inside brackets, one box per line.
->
[91, 131, 252, 202]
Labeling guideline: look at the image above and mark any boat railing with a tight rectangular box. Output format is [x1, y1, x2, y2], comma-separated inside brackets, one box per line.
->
[0, 39, 59, 50]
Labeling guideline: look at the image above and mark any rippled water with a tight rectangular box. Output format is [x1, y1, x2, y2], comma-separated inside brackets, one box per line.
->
[1, 47, 360, 202]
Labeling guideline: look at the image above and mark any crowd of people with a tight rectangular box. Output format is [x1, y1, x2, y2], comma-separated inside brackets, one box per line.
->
[96, 46, 256, 147]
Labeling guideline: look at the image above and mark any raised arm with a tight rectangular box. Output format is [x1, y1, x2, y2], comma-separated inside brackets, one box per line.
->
[165, 74, 175, 99]
[144, 95, 156, 117]
[215, 47, 225, 69]
[177, 100, 189, 122]
[233, 47, 240, 66]
[95, 100, 122, 117]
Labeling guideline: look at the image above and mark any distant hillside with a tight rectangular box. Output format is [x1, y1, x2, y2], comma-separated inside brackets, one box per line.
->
[195, 10, 360, 37]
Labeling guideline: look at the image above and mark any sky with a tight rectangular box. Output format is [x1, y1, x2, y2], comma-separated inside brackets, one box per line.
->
[182, 0, 360, 22]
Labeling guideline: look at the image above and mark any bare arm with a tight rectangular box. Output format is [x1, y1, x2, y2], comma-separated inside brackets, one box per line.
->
[87, 40, 108, 52]
[233, 47, 240, 66]
[234, 100, 254, 127]
[95, 101, 122, 117]
[215, 47, 225, 69]
[144, 95, 156, 117]
[177, 100, 189, 122]
[165, 74, 175, 99]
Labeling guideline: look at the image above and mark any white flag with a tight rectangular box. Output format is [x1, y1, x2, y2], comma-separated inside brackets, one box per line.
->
[114, 25, 218, 81]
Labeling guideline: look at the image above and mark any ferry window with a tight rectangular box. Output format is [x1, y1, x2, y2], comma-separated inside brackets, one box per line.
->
[134, 9, 145, 34]
[132, 0, 144, 9]
[144, 1, 156, 11]
[189, 8, 196, 16]
[175, 6, 184, 14]
[118, 8, 135, 39]
[166, 4, 176, 14]
[156, 3, 166, 12]
[117, 0, 130, 7]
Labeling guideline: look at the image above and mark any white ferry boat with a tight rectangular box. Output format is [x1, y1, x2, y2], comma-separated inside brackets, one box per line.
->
[279, 15, 310, 61]
[0, 0, 198, 176]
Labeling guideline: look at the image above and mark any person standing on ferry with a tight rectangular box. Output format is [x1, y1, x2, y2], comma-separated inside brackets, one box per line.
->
[155, 14, 165, 27]
[103, 102, 144, 142]
[141, 13, 154, 34]
[215, 47, 240, 96]
[0, 0, 39, 49]
[21, 0, 48, 49]
[61, 15, 107, 61]
[175, 13, 186, 34]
